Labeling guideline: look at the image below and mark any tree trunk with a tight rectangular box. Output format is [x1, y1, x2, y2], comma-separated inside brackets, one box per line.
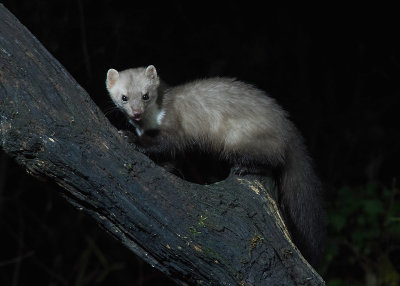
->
[0, 4, 324, 285]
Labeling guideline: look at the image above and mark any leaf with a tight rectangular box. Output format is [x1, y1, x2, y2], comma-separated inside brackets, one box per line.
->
[330, 213, 347, 232]
[381, 254, 400, 286]
[361, 199, 384, 217]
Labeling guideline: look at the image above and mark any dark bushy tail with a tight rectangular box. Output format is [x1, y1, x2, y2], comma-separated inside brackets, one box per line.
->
[280, 135, 325, 267]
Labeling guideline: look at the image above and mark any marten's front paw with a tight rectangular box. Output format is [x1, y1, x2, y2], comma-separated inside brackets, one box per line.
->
[118, 130, 128, 137]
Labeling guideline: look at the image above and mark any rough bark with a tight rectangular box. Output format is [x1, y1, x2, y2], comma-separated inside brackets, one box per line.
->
[0, 4, 325, 286]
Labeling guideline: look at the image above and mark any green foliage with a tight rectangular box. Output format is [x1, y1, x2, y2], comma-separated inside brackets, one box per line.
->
[323, 183, 400, 286]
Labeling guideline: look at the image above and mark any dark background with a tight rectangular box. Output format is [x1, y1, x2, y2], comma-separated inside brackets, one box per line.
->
[1, 1, 399, 285]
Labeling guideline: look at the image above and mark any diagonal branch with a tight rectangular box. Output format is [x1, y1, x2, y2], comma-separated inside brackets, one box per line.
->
[0, 4, 324, 285]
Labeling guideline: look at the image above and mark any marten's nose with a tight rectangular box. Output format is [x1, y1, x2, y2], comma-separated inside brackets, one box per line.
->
[131, 109, 142, 121]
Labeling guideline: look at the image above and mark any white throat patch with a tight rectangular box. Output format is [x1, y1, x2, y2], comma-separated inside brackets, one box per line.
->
[157, 110, 166, 125]
[136, 128, 144, 136]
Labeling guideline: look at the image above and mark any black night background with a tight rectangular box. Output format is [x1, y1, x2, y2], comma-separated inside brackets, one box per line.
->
[0, 1, 399, 285]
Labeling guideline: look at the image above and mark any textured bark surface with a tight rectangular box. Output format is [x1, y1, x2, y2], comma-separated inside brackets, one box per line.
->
[0, 4, 324, 285]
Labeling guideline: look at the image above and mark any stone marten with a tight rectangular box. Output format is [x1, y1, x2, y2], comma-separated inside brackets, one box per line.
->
[106, 65, 325, 266]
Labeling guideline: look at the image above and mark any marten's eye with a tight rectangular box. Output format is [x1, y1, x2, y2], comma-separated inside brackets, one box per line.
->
[142, 93, 149, 101]
[121, 95, 128, 102]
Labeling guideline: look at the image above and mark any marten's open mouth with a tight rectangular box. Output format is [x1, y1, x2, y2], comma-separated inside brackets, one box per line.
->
[132, 114, 141, 122]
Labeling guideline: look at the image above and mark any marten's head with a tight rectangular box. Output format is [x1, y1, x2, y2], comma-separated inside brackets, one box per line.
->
[106, 65, 160, 122]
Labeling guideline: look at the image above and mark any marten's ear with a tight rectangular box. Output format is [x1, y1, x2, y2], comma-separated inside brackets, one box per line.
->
[106, 69, 119, 90]
[145, 65, 158, 80]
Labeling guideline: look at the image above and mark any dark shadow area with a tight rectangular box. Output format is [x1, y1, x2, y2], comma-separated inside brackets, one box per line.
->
[0, 152, 176, 286]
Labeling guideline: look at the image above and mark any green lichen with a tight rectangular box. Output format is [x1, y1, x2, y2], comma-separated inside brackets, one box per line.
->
[250, 234, 264, 251]
[241, 234, 265, 264]
[197, 215, 207, 227]
[123, 163, 134, 171]
[189, 226, 201, 236]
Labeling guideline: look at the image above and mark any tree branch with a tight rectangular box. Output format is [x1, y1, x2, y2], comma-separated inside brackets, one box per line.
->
[0, 4, 324, 285]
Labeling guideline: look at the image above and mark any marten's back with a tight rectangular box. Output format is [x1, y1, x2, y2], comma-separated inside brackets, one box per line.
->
[161, 78, 293, 159]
